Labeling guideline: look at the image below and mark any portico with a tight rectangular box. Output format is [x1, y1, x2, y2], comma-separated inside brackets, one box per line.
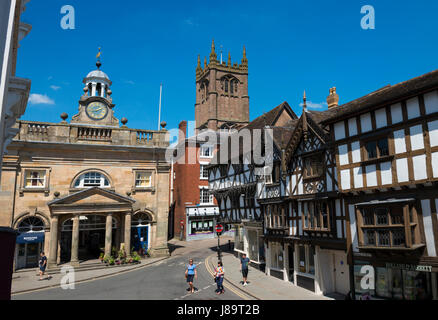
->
[47, 187, 136, 268]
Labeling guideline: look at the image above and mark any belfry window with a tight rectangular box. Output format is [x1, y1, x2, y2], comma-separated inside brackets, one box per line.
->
[96, 83, 102, 97]
[224, 80, 229, 93]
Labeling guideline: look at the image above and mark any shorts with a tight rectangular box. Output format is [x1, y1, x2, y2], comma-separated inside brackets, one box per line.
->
[187, 274, 194, 283]
[39, 266, 46, 272]
[242, 269, 248, 278]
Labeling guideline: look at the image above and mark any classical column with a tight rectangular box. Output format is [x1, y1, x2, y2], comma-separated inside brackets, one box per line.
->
[70, 215, 80, 267]
[48, 215, 59, 268]
[105, 214, 113, 258]
[124, 212, 132, 257]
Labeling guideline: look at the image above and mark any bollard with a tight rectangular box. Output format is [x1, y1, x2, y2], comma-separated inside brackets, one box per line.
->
[0, 227, 18, 300]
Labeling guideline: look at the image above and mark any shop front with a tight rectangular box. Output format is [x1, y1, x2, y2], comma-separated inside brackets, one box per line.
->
[186, 205, 233, 241]
[14, 216, 47, 270]
[353, 256, 438, 300]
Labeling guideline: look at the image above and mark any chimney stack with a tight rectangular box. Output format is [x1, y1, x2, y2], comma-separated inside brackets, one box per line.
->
[327, 87, 339, 109]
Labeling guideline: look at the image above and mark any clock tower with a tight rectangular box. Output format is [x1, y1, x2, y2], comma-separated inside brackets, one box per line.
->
[71, 58, 119, 127]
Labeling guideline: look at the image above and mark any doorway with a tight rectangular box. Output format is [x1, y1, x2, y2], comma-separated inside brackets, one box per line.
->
[288, 244, 295, 283]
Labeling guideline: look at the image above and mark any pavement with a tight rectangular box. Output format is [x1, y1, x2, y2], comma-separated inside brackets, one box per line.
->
[206, 252, 341, 300]
[12, 236, 242, 300]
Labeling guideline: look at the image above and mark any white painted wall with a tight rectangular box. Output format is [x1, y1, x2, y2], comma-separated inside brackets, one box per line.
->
[432, 152, 438, 178]
[391, 103, 403, 124]
[349, 205, 359, 252]
[413, 155, 427, 181]
[424, 90, 438, 115]
[410, 125, 424, 151]
[353, 167, 364, 188]
[406, 97, 421, 119]
[375, 108, 387, 129]
[393, 129, 407, 154]
[365, 165, 377, 187]
[380, 161, 392, 185]
[360, 113, 372, 133]
[334, 121, 346, 140]
[396, 158, 409, 183]
[429, 120, 438, 148]
[338, 144, 349, 165]
[340, 170, 350, 190]
[351, 141, 361, 163]
[348, 118, 357, 137]
[421, 199, 437, 257]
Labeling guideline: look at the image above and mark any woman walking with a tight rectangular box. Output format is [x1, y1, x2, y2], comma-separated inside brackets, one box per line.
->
[185, 259, 197, 293]
[214, 261, 225, 295]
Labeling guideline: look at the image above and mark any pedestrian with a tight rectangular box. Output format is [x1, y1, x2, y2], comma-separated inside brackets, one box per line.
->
[240, 253, 250, 286]
[185, 259, 197, 293]
[214, 261, 225, 295]
[38, 251, 47, 281]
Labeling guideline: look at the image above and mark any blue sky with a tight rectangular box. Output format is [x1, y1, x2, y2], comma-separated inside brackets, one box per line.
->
[18, 0, 438, 132]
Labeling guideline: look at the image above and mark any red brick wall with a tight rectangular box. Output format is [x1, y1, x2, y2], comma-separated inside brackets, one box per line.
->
[172, 121, 217, 239]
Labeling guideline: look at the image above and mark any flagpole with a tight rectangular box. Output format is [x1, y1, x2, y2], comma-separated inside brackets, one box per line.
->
[158, 83, 163, 130]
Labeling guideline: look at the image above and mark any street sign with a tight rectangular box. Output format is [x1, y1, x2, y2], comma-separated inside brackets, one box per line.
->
[215, 224, 223, 234]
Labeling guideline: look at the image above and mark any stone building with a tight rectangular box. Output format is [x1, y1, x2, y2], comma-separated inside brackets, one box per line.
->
[195, 40, 249, 132]
[0, 60, 171, 270]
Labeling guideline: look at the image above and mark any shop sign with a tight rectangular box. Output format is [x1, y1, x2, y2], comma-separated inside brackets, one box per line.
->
[386, 263, 432, 273]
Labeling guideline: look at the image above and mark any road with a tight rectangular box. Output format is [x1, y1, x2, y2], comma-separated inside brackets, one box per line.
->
[13, 239, 243, 300]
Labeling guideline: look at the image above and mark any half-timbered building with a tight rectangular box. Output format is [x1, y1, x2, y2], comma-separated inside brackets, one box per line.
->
[209, 102, 297, 270]
[322, 70, 438, 300]
[260, 91, 350, 296]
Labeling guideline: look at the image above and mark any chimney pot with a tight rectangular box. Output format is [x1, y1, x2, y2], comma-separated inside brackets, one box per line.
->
[327, 87, 339, 109]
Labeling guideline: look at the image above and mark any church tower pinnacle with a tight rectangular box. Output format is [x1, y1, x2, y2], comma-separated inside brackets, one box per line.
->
[195, 41, 249, 132]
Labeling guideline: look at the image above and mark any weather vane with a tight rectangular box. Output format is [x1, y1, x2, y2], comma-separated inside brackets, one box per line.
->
[96, 47, 102, 69]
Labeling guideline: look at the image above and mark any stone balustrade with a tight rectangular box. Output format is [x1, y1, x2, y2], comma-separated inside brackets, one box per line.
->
[14, 120, 169, 147]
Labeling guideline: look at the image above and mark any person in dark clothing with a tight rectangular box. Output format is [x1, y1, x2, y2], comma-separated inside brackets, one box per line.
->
[240, 253, 250, 286]
[38, 252, 48, 281]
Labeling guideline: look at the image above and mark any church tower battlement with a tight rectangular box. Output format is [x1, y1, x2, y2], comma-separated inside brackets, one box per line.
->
[195, 40, 249, 132]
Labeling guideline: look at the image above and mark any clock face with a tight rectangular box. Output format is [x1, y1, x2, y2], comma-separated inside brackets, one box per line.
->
[86, 101, 108, 120]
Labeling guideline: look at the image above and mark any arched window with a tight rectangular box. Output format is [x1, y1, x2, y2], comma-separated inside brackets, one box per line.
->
[96, 83, 102, 97]
[230, 79, 234, 94]
[73, 171, 110, 188]
[18, 217, 44, 233]
[132, 212, 152, 226]
[224, 80, 229, 93]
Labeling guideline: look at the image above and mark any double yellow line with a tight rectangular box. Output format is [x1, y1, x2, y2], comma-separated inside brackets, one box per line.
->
[203, 255, 252, 300]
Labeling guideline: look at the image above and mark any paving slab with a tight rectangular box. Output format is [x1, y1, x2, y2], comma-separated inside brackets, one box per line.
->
[207, 253, 335, 300]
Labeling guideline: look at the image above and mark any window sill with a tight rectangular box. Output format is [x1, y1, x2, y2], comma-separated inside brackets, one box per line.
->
[132, 187, 155, 194]
[358, 244, 425, 251]
[19, 188, 49, 197]
[303, 228, 331, 233]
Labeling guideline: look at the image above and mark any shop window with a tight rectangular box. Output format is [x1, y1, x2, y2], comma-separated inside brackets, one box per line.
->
[365, 137, 389, 160]
[270, 242, 284, 270]
[297, 244, 316, 275]
[24, 170, 46, 188]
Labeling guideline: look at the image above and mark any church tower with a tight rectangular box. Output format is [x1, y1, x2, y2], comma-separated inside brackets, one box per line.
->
[71, 51, 119, 127]
[195, 40, 249, 132]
